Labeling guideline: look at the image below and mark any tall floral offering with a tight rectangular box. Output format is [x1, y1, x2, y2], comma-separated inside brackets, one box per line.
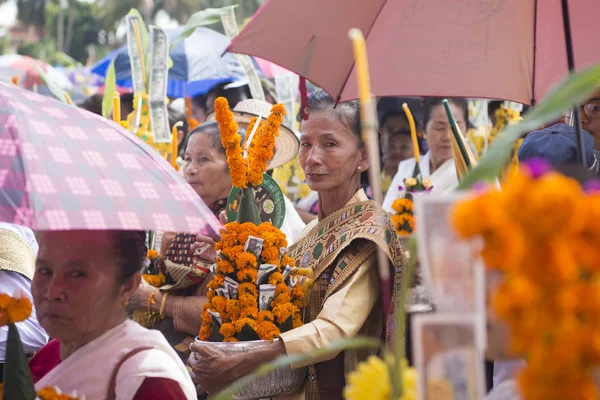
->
[390, 103, 433, 237]
[452, 159, 600, 400]
[199, 97, 308, 342]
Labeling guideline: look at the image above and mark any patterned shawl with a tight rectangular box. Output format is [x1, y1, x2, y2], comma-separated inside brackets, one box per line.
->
[161, 199, 226, 292]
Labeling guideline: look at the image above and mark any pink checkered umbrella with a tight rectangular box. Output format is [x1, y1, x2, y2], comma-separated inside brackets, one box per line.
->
[0, 82, 222, 235]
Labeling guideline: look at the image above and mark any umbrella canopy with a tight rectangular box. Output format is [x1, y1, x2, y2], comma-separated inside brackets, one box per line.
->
[91, 27, 246, 98]
[229, 0, 600, 105]
[0, 82, 221, 234]
[0, 54, 73, 92]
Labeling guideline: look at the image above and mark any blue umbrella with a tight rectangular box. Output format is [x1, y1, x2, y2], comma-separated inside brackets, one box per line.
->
[91, 27, 247, 98]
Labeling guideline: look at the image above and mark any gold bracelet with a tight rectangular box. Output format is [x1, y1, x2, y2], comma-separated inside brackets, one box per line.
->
[147, 288, 159, 311]
[159, 292, 169, 319]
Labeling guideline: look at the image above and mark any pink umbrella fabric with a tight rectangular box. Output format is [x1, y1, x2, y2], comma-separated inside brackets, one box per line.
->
[255, 57, 292, 78]
[229, 0, 600, 105]
[0, 82, 221, 234]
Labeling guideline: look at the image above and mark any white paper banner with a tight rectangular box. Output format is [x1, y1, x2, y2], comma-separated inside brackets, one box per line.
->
[220, 8, 265, 101]
[148, 26, 170, 143]
[126, 16, 147, 95]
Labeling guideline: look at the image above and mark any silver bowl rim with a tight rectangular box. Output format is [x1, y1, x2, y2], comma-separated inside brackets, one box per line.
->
[194, 337, 281, 347]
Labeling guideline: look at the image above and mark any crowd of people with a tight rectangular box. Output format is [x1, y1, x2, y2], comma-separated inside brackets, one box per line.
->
[2, 68, 600, 400]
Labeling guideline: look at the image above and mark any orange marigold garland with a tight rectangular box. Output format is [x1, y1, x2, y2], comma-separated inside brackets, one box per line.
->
[390, 177, 432, 236]
[0, 293, 32, 326]
[214, 97, 286, 188]
[142, 272, 166, 287]
[247, 104, 285, 186]
[201, 98, 308, 343]
[199, 222, 307, 342]
[215, 97, 248, 188]
[451, 159, 600, 400]
[36, 386, 81, 400]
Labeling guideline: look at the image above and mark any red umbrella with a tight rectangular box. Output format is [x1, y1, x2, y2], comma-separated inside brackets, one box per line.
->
[229, 0, 600, 106]
[0, 82, 221, 234]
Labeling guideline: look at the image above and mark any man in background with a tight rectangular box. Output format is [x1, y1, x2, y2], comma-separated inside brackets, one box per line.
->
[580, 90, 600, 163]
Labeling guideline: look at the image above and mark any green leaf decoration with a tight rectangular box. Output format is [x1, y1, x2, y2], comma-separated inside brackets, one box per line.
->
[102, 59, 117, 119]
[170, 6, 238, 50]
[237, 187, 262, 225]
[236, 323, 260, 341]
[411, 162, 421, 180]
[209, 317, 224, 342]
[459, 62, 600, 189]
[167, 56, 174, 71]
[210, 337, 380, 400]
[3, 324, 36, 400]
[279, 315, 293, 333]
[443, 99, 472, 169]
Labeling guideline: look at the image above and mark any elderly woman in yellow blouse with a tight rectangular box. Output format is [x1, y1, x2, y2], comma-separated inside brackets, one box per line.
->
[188, 90, 404, 400]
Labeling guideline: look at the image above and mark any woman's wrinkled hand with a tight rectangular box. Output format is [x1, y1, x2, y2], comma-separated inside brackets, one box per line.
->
[191, 212, 228, 263]
[190, 234, 218, 263]
[187, 342, 244, 394]
[129, 277, 155, 309]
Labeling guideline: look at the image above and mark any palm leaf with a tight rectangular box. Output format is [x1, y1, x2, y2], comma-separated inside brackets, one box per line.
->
[170, 6, 238, 50]
[101, 59, 116, 119]
[459, 62, 600, 189]
[209, 337, 380, 400]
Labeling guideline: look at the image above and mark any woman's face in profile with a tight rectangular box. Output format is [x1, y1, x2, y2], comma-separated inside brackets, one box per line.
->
[183, 133, 232, 205]
[32, 231, 127, 343]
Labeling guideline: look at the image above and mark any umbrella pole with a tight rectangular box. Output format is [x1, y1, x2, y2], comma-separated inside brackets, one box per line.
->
[561, 0, 586, 167]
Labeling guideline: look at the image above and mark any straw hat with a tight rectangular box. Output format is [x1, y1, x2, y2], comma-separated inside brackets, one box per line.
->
[207, 99, 300, 170]
[0, 229, 36, 280]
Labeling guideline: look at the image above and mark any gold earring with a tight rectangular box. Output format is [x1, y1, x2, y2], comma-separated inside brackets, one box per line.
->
[122, 299, 129, 307]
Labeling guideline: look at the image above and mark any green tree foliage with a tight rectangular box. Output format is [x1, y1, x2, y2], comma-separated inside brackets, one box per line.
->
[13, 0, 103, 65]
[17, 39, 58, 63]
[98, 0, 265, 30]
[16, 0, 49, 33]
[46, 0, 103, 62]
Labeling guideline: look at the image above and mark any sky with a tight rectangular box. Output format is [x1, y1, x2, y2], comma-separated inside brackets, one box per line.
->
[0, 1, 17, 27]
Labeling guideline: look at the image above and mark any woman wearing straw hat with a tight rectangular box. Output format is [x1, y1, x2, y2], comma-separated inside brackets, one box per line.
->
[206, 98, 307, 243]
